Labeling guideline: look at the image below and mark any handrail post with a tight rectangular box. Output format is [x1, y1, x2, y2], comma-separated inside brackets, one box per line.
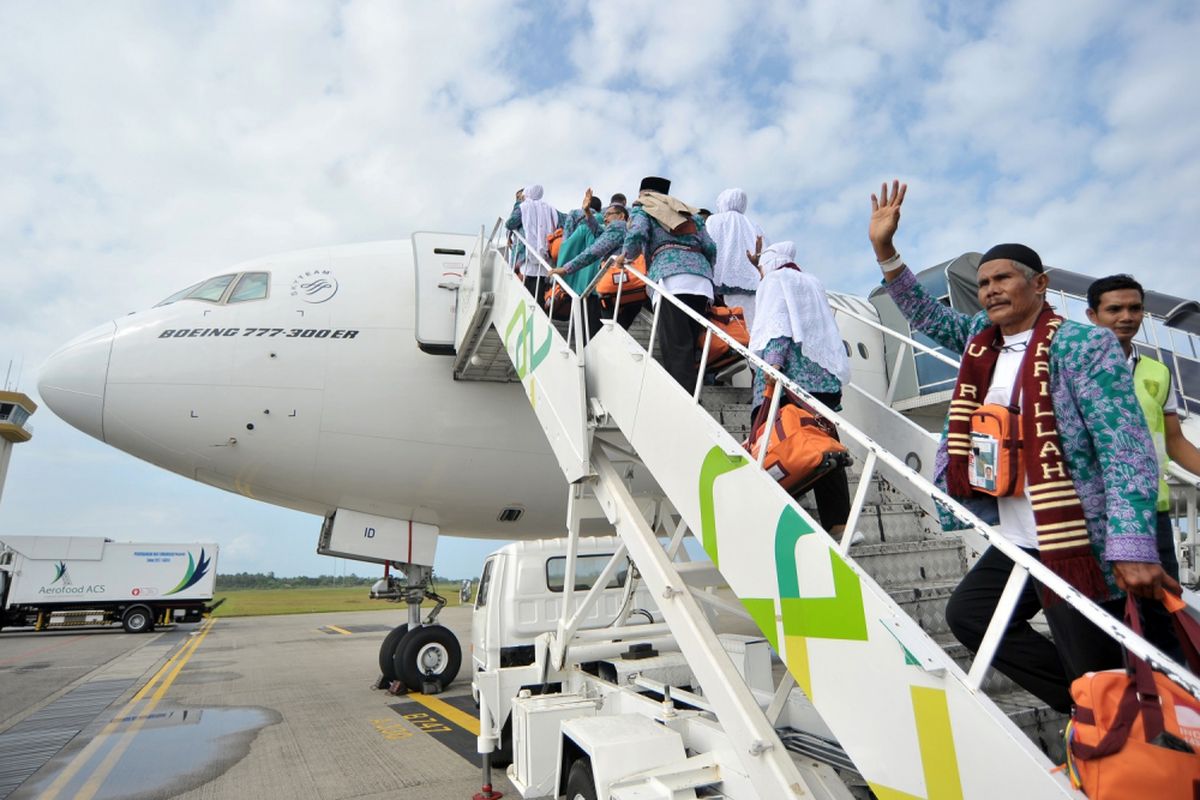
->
[884, 342, 909, 405]
[839, 451, 877, 555]
[694, 329, 713, 402]
[756, 379, 784, 469]
[965, 563, 1029, 691]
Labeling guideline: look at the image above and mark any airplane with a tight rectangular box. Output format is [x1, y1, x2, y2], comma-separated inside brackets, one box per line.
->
[37, 229, 1200, 693]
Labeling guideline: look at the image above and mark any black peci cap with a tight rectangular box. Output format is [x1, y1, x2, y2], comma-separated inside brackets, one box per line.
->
[980, 243, 1043, 273]
[638, 176, 671, 194]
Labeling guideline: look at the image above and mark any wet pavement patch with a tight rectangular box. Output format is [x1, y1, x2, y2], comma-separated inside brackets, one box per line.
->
[387, 695, 480, 766]
[17, 706, 280, 800]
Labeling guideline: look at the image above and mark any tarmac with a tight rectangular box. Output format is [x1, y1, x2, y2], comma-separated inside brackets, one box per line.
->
[0, 606, 508, 799]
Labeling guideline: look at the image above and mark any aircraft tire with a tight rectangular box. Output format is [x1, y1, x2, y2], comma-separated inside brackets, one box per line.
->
[394, 624, 461, 692]
[122, 605, 154, 634]
[564, 758, 597, 800]
[378, 624, 409, 682]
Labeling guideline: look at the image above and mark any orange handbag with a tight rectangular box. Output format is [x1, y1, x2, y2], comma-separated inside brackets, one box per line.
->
[1065, 594, 1200, 798]
[595, 256, 648, 309]
[542, 282, 572, 320]
[967, 402, 1024, 497]
[747, 392, 850, 495]
[546, 228, 564, 262]
[699, 306, 750, 370]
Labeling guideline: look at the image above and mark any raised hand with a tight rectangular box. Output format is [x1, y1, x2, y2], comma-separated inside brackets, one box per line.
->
[746, 235, 764, 270]
[582, 187, 593, 212]
[869, 180, 906, 261]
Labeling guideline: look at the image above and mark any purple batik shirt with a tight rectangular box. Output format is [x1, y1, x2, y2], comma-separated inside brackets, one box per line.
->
[884, 267, 1159, 596]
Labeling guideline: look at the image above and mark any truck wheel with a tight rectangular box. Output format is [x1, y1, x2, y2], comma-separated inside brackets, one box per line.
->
[565, 758, 597, 800]
[122, 605, 154, 634]
[378, 624, 409, 682]
[394, 625, 461, 693]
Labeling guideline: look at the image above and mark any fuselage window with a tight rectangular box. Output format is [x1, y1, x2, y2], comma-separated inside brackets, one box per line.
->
[185, 274, 238, 303]
[227, 272, 270, 303]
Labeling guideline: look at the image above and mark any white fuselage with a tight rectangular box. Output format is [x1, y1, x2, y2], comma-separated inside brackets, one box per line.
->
[38, 241, 571, 540]
[38, 238, 903, 545]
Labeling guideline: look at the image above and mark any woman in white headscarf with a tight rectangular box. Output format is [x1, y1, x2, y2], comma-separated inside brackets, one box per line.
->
[749, 242, 858, 543]
[705, 188, 767, 327]
[504, 184, 560, 296]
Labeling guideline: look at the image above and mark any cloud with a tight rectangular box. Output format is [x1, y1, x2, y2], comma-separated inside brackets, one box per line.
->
[1, 0, 1198, 576]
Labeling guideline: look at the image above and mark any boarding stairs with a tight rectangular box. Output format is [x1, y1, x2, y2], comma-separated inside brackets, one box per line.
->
[445, 225, 1200, 799]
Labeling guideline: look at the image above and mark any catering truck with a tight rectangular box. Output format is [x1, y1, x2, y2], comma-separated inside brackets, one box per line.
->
[0, 536, 219, 633]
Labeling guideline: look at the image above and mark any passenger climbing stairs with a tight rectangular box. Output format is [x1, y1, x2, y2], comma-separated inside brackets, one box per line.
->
[443, 226, 1200, 799]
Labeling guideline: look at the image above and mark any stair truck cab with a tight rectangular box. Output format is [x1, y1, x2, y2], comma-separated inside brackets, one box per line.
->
[0, 536, 219, 633]
[471, 536, 852, 799]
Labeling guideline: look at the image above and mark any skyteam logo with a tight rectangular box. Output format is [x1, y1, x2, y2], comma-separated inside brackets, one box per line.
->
[50, 561, 71, 586]
[165, 549, 212, 596]
[291, 269, 338, 304]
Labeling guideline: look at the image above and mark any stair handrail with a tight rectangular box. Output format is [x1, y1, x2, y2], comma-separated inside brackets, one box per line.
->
[503, 227, 594, 356]
[826, 294, 961, 369]
[609, 268, 1200, 699]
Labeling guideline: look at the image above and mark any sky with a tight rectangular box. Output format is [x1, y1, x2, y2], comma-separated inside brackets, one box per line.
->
[1, 0, 1198, 579]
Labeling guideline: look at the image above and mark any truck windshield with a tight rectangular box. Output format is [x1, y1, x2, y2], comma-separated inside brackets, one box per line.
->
[475, 558, 494, 608]
[546, 554, 627, 592]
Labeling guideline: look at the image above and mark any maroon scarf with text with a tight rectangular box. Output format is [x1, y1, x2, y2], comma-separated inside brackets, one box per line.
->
[947, 305, 1107, 600]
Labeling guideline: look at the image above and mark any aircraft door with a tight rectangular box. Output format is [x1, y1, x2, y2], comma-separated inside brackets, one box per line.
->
[410, 232, 478, 354]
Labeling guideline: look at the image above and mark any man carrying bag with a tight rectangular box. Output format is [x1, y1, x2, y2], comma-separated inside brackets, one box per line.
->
[868, 180, 1179, 714]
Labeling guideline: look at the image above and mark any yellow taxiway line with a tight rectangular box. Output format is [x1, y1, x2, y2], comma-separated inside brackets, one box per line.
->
[408, 692, 481, 736]
[38, 618, 217, 800]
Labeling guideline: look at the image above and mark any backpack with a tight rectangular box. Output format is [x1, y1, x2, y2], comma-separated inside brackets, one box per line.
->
[595, 256, 648, 309]
[698, 306, 750, 371]
[747, 391, 851, 495]
[1065, 593, 1200, 798]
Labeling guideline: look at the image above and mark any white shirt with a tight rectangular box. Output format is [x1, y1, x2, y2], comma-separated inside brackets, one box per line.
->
[651, 273, 714, 305]
[986, 330, 1040, 549]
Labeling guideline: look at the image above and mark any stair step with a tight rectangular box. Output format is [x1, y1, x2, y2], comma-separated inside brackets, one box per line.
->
[855, 503, 941, 544]
[699, 386, 754, 412]
[888, 582, 957, 636]
[849, 539, 967, 588]
[991, 689, 1068, 765]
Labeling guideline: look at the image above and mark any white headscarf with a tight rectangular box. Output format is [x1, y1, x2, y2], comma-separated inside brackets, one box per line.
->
[749, 242, 851, 386]
[519, 185, 558, 276]
[706, 188, 767, 293]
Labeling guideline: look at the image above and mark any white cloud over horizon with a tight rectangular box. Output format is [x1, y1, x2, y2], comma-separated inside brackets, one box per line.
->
[1, 0, 1197, 578]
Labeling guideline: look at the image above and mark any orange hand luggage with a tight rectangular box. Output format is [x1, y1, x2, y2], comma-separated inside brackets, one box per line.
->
[1065, 594, 1200, 798]
[747, 391, 851, 495]
[698, 306, 750, 371]
[595, 256, 648, 309]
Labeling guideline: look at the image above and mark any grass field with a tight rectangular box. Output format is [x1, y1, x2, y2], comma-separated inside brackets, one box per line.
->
[211, 583, 468, 618]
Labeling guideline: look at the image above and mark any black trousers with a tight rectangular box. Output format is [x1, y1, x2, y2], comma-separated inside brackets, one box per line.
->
[807, 391, 851, 530]
[656, 294, 709, 390]
[751, 391, 851, 531]
[599, 298, 645, 330]
[523, 274, 545, 299]
[946, 546, 1131, 713]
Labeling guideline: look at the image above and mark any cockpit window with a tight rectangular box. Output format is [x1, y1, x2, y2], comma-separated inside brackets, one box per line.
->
[155, 271, 272, 307]
[155, 281, 203, 307]
[186, 274, 237, 302]
[227, 272, 270, 303]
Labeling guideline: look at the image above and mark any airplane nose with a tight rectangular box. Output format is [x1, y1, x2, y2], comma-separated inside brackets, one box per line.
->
[37, 321, 116, 442]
